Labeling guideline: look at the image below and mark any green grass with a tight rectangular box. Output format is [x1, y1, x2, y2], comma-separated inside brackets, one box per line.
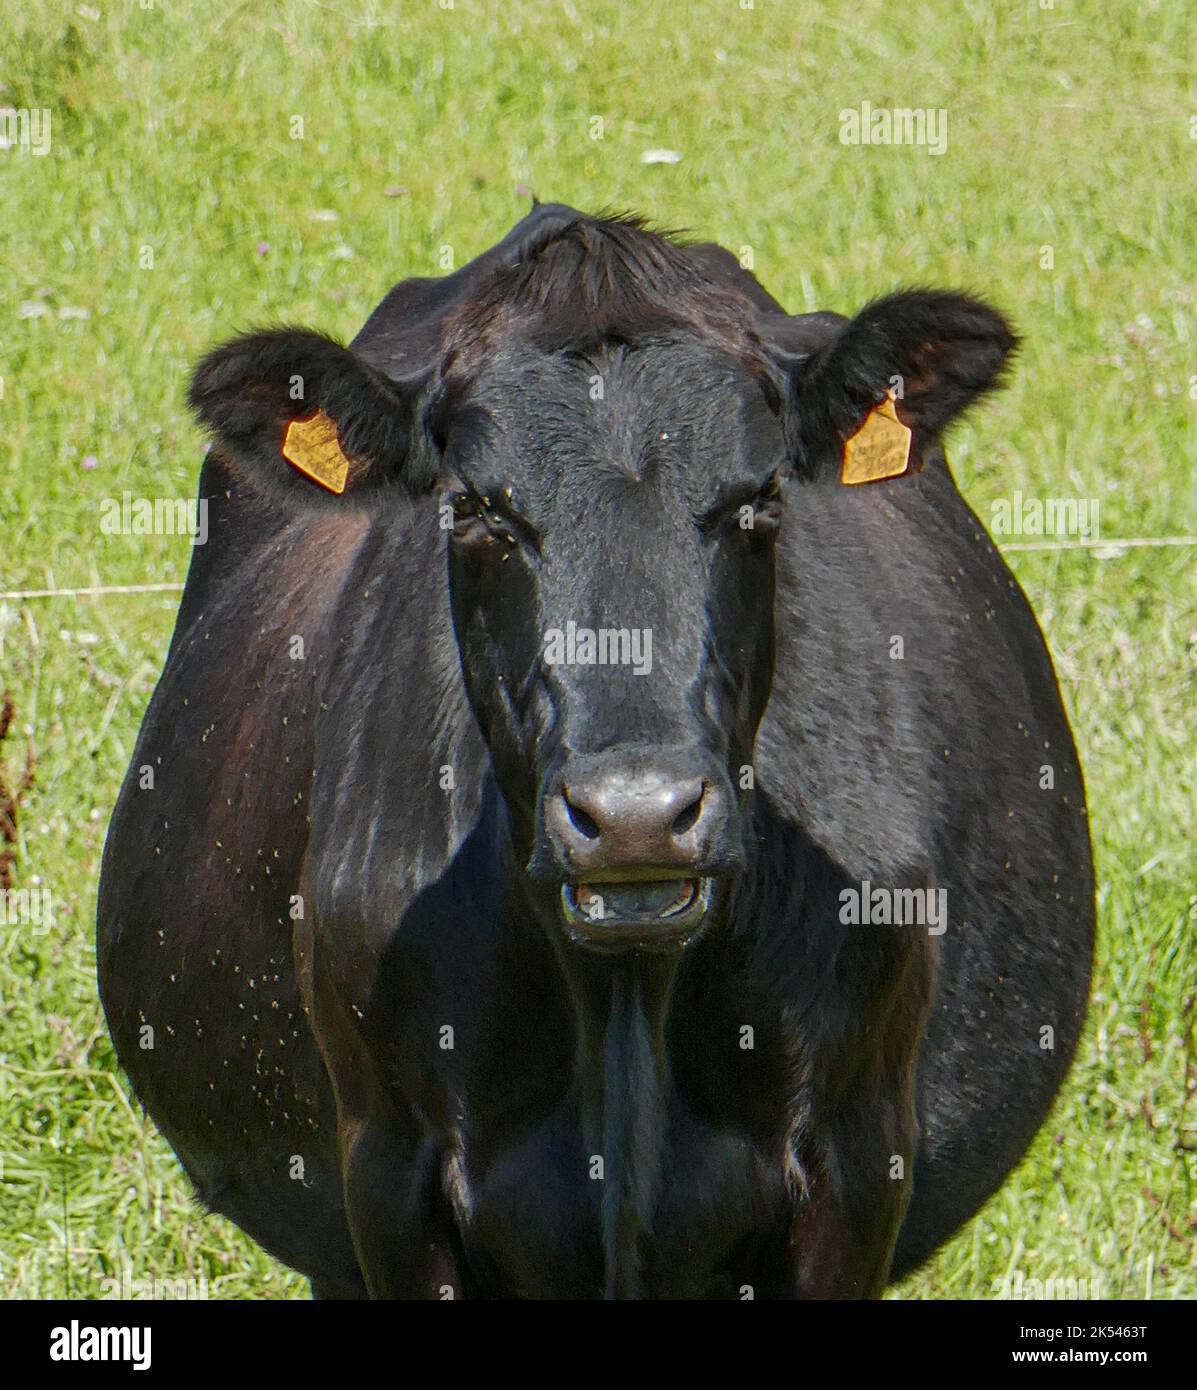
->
[1, 0, 1193, 1300]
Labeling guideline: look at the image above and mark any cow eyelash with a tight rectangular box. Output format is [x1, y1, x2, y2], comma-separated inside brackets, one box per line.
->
[698, 472, 784, 534]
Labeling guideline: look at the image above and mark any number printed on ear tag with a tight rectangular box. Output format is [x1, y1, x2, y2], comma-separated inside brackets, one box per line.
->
[282, 409, 350, 494]
[840, 391, 913, 485]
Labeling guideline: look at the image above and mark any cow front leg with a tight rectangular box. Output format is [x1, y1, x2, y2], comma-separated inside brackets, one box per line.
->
[787, 1086, 917, 1298]
[341, 1114, 461, 1299]
[301, 921, 462, 1299]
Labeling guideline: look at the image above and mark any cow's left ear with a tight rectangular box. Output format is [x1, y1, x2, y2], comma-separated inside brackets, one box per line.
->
[188, 328, 424, 508]
[784, 290, 1018, 484]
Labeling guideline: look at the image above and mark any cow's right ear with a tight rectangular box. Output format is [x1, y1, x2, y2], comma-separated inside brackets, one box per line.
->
[188, 328, 421, 506]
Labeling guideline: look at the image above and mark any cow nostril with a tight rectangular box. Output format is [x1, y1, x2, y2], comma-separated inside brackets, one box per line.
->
[562, 792, 602, 841]
[671, 786, 705, 837]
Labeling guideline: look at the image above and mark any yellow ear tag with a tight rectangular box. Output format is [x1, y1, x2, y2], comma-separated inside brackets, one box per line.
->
[840, 391, 913, 485]
[282, 408, 350, 495]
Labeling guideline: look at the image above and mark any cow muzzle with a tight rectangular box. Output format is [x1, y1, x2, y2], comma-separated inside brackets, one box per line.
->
[536, 750, 740, 952]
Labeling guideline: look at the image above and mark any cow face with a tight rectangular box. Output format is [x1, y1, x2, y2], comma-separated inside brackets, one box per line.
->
[435, 337, 787, 952]
[189, 223, 1014, 955]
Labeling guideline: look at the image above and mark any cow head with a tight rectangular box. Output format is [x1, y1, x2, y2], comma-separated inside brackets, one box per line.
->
[189, 210, 1015, 955]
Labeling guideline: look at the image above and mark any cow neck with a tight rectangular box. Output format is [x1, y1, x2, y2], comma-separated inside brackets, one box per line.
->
[555, 945, 679, 1300]
[498, 816, 723, 1300]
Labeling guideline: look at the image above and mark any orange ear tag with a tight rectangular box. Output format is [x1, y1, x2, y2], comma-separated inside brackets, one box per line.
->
[840, 391, 913, 485]
[282, 408, 350, 494]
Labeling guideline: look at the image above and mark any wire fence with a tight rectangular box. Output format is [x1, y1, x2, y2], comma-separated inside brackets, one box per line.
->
[2, 536, 1194, 603]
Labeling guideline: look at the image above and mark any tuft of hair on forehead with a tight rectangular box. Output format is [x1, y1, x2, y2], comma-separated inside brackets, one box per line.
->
[438, 211, 778, 388]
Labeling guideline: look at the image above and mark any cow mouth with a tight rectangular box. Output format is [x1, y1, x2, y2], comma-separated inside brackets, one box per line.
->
[560, 877, 713, 948]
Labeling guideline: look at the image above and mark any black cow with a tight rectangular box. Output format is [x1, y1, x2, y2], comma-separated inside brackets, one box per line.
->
[97, 204, 1094, 1299]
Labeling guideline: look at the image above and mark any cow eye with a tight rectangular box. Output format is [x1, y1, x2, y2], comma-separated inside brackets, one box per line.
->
[449, 490, 527, 552]
[450, 492, 483, 534]
[698, 473, 785, 537]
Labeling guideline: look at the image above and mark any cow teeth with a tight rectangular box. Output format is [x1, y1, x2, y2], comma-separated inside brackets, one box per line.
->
[572, 879, 699, 920]
[660, 881, 696, 916]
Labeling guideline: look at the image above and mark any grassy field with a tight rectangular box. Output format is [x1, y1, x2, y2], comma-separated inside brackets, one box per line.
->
[0, 0, 1193, 1300]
